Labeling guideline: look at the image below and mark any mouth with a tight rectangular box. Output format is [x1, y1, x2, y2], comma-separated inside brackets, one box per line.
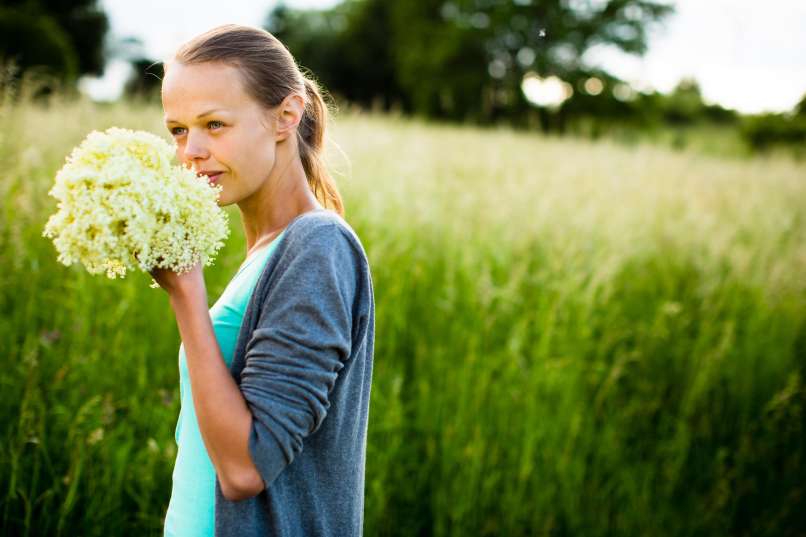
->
[197, 171, 224, 185]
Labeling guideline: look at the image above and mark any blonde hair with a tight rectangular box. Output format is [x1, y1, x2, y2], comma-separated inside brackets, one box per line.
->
[170, 24, 344, 216]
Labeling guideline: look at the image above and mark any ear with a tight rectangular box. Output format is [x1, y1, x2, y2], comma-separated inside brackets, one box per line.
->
[273, 93, 305, 143]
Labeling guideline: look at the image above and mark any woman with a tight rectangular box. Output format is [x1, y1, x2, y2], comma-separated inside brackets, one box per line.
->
[150, 24, 375, 537]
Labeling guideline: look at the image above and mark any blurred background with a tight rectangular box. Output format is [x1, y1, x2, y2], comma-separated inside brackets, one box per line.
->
[3, 0, 806, 155]
[1, 1, 805, 536]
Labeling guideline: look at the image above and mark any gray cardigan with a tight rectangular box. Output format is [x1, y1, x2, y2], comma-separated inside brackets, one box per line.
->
[214, 209, 375, 537]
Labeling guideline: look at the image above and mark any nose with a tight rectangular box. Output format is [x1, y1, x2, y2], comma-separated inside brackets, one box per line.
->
[181, 131, 210, 163]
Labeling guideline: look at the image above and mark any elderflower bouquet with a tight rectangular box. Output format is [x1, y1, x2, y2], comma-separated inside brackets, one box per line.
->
[42, 127, 230, 288]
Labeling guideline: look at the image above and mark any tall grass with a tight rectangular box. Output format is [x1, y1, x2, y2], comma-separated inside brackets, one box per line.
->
[1, 80, 805, 536]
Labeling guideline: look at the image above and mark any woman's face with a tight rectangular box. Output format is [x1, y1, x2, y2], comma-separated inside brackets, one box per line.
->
[161, 61, 277, 206]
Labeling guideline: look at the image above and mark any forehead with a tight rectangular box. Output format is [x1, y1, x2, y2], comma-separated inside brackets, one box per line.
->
[162, 61, 254, 120]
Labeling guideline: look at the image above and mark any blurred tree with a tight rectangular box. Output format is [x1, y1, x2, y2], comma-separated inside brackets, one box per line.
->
[741, 112, 806, 154]
[662, 77, 703, 124]
[267, 1, 408, 111]
[0, 0, 108, 83]
[0, 7, 78, 81]
[388, 0, 490, 122]
[560, 70, 642, 132]
[114, 36, 163, 100]
[740, 94, 806, 156]
[124, 58, 163, 100]
[652, 78, 738, 126]
[45, 0, 108, 77]
[449, 0, 674, 126]
[795, 92, 806, 117]
[266, 0, 673, 129]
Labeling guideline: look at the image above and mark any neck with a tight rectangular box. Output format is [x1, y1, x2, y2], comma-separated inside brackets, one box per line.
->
[236, 138, 322, 257]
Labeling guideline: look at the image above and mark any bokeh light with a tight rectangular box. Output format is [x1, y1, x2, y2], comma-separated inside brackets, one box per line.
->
[521, 73, 574, 108]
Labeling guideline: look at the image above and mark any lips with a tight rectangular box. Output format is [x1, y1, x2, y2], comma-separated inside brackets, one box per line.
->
[197, 171, 224, 185]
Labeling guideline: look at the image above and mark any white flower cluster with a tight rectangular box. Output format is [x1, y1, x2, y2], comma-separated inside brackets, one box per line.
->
[42, 127, 230, 288]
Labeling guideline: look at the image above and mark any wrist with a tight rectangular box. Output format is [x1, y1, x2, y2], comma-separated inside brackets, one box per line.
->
[169, 285, 207, 309]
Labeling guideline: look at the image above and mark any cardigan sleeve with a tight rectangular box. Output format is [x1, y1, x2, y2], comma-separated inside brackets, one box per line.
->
[238, 222, 360, 489]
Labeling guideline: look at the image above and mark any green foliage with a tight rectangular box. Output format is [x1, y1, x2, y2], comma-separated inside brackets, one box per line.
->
[123, 59, 163, 102]
[268, 0, 792, 150]
[267, 1, 408, 111]
[2, 92, 805, 536]
[0, 8, 78, 82]
[741, 112, 806, 155]
[266, 0, 674, 124]
[660, 77, 707, 124]
[653, 78, 737, 126]
[0, 0, 108, 83]
[795, 92, 806, 117]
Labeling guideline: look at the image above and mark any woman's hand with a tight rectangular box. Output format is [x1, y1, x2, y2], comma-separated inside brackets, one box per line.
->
[148, 259, 206, 299]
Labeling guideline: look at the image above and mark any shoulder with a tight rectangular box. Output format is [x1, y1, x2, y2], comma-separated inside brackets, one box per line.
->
[280, 209, 369, 270]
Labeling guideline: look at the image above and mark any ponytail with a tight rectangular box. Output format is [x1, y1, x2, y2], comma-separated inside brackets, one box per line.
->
[299, 76, 344, 217]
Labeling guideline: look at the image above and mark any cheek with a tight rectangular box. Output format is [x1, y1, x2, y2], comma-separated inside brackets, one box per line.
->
[241, 136, 276, 174]
[219, 128, 276, 179]
[175, 145, 190, 166]
[218, 141, 241, 172]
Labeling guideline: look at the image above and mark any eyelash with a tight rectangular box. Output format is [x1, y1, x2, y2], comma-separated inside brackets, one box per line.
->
[170, 120, 224, 136]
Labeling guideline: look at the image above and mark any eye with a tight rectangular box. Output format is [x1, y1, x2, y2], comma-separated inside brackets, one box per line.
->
[168, 121, 222, 136]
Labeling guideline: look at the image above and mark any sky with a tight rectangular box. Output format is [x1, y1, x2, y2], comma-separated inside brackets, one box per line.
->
[80, 0, 806, 114]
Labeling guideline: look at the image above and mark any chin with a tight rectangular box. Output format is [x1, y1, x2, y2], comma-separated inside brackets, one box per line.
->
[212, 188, 227, 205]
[216, 194, 236, 207]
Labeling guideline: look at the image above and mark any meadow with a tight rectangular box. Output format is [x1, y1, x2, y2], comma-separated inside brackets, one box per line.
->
[1, 88, 804, 536]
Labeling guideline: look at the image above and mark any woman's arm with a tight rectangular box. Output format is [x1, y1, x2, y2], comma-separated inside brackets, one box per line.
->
[153, 220, 366, 500]
[152, 265, 265, 501]
[236, 222, 363, 489]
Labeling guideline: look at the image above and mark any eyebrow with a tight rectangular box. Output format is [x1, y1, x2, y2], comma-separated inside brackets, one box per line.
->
[164, 108, 227, 124]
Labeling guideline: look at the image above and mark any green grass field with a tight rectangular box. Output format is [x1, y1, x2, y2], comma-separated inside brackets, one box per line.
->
[1, 91, 805, 536]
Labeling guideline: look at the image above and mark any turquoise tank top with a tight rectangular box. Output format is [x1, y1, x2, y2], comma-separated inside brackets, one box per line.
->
[163, 231, 285, 537]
